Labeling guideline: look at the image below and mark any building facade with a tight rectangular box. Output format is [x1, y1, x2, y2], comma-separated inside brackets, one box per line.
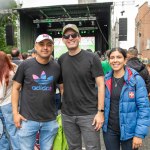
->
[135, 2, 150, 60]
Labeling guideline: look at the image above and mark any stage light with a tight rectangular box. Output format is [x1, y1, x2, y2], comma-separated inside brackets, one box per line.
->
[91, 20, 95, 26]
[79, 21, 82, 26]
[36, 23, 40, 28]
[48, 23, 52, 28]
[62, 22, 65, 27]
[84, 31, 86, 33]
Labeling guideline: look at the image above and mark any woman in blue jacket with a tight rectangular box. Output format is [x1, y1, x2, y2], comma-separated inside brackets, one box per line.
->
[103, 47, 150, 150]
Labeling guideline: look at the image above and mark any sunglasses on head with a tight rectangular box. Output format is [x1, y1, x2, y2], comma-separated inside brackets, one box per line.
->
[63, 33, 79, 39]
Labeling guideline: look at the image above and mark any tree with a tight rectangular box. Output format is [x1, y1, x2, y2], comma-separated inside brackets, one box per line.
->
[0, 0, 17, 54]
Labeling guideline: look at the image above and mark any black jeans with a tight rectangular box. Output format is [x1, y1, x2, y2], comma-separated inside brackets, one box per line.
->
[103, 128, 138, 150]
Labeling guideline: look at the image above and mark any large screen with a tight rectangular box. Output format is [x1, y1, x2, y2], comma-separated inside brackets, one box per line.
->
[54, 37, 95, 59]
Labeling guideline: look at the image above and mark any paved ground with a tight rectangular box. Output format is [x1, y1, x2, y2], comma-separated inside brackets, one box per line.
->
[83, 130, 150, 150]
[139, 134, 150, 150]
[82, 130, 106, 150]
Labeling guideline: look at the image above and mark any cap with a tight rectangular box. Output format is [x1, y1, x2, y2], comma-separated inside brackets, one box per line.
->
[35, 34, 53, 43]
[31, 48, 36, 53]
[62, 24, 79, 35]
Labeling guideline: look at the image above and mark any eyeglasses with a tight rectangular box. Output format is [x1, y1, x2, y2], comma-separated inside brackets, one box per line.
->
[62, 33, 79, 39]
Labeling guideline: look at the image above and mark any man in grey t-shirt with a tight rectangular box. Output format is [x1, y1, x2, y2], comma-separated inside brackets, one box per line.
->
[58, 24, 105, 150]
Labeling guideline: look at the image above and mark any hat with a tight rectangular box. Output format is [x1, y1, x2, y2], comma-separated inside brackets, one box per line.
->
[28, 48, 37, 54]
[35, 34, 53, 43]
[31, 48, 36, 53]
[62, 24, 79, 35]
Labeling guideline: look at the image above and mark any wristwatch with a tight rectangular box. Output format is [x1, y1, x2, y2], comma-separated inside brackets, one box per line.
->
[98, 109, 104, 112]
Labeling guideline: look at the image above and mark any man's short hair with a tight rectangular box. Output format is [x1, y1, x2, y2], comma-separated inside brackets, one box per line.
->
[127, 46, 138, 57]
[11, 48, 20, 57]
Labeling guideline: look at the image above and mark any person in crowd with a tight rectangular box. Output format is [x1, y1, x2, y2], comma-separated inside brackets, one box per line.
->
[0, 51, 20, 150]
[58, 24, 105, 150]
[7, 54, 12, 61]
[11, 34, 61, 150]
[31, 48, 37, 58]
[126, 46, 150, 96]
[101, 50, 112, 75]
[11, 47, 22, 65]
[21, 52, 28, 60]
[103, 47, 150, 150]
[146, 63, 150, 75]
[27, 48, 37, 59]
[86, 49, 93, 52]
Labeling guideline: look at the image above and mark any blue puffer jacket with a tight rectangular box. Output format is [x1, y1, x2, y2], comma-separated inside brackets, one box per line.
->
[103, 67, 150, 141]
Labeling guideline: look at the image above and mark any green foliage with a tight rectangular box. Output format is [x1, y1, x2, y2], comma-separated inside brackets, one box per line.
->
[0, 0, 17, 54]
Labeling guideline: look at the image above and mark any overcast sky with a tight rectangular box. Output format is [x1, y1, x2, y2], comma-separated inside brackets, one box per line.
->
[15, 0, 149, 8]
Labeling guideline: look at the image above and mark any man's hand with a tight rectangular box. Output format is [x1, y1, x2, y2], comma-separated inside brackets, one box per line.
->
[13, 113, 27, 128]
[92, 112, 104, 131]
[132, 137, 143, 149]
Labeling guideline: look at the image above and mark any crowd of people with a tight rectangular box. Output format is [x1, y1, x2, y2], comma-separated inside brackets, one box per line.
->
[0, 24, 150, 150]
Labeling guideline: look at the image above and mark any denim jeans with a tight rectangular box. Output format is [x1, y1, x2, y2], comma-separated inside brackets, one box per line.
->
[62, 113, 101, 150]
[0, 110, 10, 150]
[18, 119, 58, 150]
[103, 128, 138, 150]
[1, 103, 20, 150]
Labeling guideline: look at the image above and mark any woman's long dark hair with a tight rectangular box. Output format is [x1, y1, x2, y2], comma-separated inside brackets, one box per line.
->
[0, 51, 14, 87]
[107, 47, 127, 59]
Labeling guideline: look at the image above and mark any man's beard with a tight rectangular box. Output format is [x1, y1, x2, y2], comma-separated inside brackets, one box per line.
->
[67, 45, 79, 51]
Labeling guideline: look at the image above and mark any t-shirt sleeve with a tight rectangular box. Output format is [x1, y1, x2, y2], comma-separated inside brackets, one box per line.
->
[91, 54, 104, 78]
[13, 62, 25, 84]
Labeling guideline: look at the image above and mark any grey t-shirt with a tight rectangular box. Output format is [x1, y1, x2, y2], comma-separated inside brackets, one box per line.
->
[58, 50, 104, 116]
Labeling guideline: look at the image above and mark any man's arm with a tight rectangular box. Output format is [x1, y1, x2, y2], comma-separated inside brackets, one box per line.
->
[11, 81, 26, 128]
[92, 76, 105, 131]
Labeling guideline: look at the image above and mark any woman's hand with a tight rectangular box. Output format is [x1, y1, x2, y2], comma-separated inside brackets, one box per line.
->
[132, 136, 142, 149]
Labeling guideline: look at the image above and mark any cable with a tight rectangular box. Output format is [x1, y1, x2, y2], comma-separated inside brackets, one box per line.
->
[96, 19, 109, 46]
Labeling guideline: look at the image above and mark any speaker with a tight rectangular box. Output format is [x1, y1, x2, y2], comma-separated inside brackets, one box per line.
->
[5, 25, 14, 46]
[119, 18, 127, 41]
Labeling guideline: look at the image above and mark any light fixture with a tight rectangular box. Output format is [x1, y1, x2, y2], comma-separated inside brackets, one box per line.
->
[79, 21, 82, 26]
[91, 20, 95, 26]
[62, 22, 65, 27]
[36, 23, 40, 28]
[48, 23, 52, 28]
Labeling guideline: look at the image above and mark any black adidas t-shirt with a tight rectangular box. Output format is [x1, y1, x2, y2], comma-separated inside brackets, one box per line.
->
[58, 50, 104, 115]
[13, 58, 61, 121]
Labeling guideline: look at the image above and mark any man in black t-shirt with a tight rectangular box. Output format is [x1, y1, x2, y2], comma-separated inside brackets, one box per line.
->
[12, 34, 61, 150]
[58, 24, 105, 150]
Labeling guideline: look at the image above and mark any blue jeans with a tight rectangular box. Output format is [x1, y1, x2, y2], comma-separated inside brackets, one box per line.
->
[0, 103, 20, 150]
[103, 128, 138, 150]
[18, 119, 58, 150]
[0, 110, 10, 150]
[62, 113, 101, 150]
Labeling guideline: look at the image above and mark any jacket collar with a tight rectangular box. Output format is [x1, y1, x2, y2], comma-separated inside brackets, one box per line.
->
[105, 66, 138, 87]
